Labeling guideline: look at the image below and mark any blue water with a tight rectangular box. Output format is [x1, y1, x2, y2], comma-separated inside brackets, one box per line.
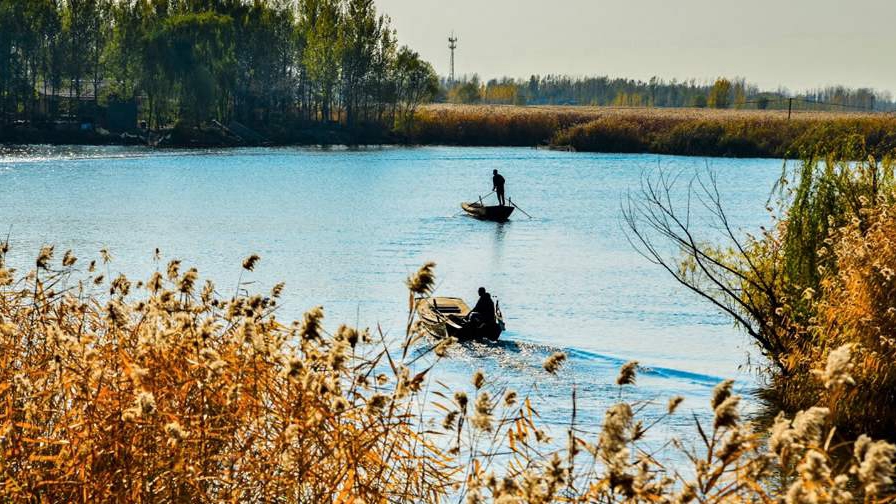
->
[0, 145, 784, 453]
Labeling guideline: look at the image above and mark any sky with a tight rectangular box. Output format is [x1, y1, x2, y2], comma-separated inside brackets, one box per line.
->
[376, 0, 896, 95]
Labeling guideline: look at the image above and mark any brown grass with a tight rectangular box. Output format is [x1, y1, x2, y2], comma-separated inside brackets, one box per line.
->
[811, 202, 896, 430]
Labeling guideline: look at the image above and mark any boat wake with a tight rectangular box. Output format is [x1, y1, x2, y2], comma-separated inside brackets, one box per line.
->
[450, 337, 724, 389]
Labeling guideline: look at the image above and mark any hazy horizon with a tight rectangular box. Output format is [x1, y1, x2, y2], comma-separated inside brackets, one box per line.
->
[377, 0, 896, 95]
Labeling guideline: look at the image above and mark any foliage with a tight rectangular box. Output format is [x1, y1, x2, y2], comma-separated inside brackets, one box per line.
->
[0, 0, 437, 136]
[708, 78, 732, 109]
[814, 203, 896, 430]
[443, 74, 895, 111]
[1, 248, 895, 502]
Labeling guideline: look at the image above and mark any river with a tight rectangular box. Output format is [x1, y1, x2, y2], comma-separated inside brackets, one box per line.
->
[0, 144, 784, 455]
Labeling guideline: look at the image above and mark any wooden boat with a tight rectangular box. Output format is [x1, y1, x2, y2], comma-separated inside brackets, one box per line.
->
[416, 296, 505, 341]
[461, 202, 514, 222]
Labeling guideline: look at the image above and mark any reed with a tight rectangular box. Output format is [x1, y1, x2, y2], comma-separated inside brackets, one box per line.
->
[412, 104, 896, 158]
[736, 146, 896, 434]
[1, 245, 894, 502]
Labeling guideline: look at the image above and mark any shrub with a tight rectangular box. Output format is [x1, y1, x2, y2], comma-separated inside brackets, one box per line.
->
[552, 117, 648, 153]
[814, 203, 896, 430]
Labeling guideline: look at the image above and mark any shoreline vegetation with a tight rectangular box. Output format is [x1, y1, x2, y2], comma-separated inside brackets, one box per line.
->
[624, 139, 896, 440]
[5, 105, 896, 160]
[1, 248, 895, 501]
[413, 105, 896, 159]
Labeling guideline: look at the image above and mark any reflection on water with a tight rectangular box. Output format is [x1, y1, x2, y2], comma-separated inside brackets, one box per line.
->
[0, 145, 784, 456]
[491, 220, 507, 260]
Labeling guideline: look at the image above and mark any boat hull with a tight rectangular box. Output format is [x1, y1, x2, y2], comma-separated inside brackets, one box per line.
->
[416, 297, 504, 342]
[461, 202, 514, 222]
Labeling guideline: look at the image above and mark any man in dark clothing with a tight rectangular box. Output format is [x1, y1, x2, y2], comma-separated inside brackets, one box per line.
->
[467, 287, 495, 325]
[492, 169, 506, 206]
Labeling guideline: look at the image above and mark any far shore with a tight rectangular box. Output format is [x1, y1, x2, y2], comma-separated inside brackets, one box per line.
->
[3, 104, 895, 159]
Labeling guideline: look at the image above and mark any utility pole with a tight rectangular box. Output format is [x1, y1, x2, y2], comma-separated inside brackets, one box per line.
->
[787, 97, 793, 120]
[448, 32, 458, 85]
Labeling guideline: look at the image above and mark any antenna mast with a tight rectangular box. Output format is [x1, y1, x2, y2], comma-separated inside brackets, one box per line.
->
[448, 32, 458, 85]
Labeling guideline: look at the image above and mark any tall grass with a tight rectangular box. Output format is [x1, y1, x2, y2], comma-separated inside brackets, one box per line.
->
[1, 245, 894, 502]
[412, 104, 896, 158]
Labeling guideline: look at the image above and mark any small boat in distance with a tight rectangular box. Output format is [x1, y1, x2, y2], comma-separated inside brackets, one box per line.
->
[416, 296, 505, 341]
[461, 202, 514, 222]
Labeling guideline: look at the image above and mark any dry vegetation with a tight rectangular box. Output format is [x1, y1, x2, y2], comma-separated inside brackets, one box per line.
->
[623, 135, 896, 441]
[1, 242, 895, 502]
[413, 104, 896, 158]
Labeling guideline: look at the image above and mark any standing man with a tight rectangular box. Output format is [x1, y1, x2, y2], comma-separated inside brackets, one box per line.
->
[492, 169, 506, 206]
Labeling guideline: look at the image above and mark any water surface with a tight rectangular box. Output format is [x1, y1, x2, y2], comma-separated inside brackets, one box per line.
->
[0, 145, 783, 455]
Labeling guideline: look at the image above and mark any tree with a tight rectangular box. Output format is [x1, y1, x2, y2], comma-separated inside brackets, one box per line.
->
[302, 0, 341, 122]
[0, 0, 21, 122]
[392, 46, 437, 134]
[1, 0, 442, 136]
[63, 0, 100, 117]
[106, 0, 148, 100]
[708, 78, 731, 109]
[450, 75, 480, 104]
[340, 0, 378, 126]
[146, 12, 234, 124]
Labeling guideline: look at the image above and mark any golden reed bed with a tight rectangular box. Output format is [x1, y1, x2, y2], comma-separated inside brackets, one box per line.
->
[421, 104, 887, 122]
[0, 246, 894, 502]
[413, 104, 896, 158]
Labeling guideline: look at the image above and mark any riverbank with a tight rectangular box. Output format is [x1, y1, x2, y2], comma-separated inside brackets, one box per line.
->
[0, 120, 398, 149]
[5, 104, 896, 158]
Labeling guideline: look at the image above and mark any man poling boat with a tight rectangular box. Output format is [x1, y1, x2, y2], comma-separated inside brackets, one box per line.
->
[460, 169, 526, 222]
[493, 169, 506, 206]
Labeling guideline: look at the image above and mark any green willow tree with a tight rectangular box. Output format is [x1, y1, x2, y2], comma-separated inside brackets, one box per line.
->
[146, 12, 234, 124]
[301, 0, 341, 122]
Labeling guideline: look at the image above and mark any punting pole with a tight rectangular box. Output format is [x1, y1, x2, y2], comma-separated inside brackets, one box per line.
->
[510, 198, 533, 219]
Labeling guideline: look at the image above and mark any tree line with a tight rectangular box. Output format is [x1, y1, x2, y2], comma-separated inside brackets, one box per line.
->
[444, 75, 896, 112]
[0, 0, 439, 135]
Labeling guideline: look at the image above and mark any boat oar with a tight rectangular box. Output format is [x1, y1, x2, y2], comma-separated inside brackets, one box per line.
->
[510, 198, 533, 219]
[476, 190, 495, 205]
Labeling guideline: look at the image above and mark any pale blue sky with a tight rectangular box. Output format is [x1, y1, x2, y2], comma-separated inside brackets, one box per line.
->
[376, 0, 896, 94]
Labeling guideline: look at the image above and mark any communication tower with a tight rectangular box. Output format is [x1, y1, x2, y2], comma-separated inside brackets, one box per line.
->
[448, 32, 458, 84]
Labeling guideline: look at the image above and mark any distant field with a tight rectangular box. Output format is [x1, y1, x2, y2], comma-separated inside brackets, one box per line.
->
[413, 104, 896, 158]
[421, 103, 884, 121]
